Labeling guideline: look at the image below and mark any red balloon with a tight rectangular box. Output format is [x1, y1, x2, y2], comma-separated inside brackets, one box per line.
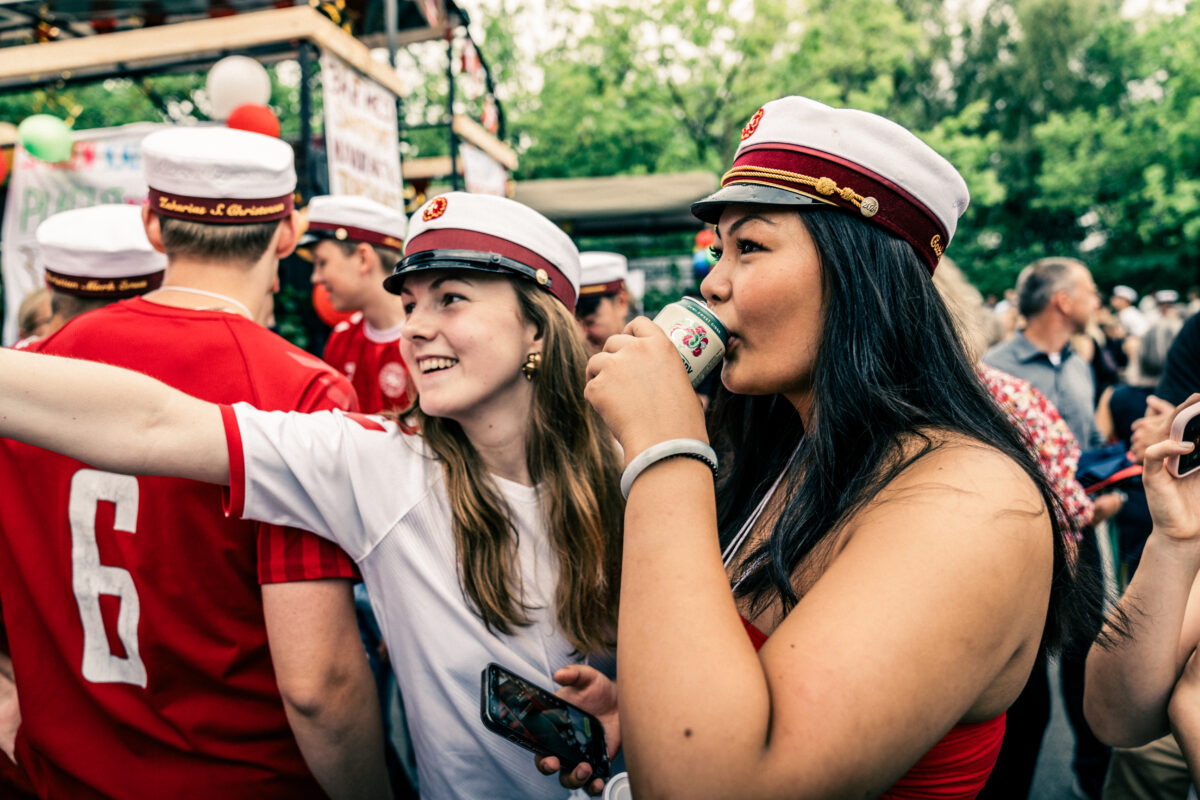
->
[312, 284, 355, 328]
[226, 104, 280, 138]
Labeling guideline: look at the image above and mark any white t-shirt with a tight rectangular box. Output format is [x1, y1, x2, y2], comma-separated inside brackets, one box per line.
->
[223, 404, 588, 800]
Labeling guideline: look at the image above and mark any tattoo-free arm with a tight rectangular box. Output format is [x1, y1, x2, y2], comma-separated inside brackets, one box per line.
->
[0, 349, 228, 484]
[264, 579, 390, 800]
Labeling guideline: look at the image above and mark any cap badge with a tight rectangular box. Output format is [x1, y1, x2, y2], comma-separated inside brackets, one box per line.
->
[860, 197, 879, 218]
[335, 227, 348, 240]
[740, 108, 764, 141]
[930, 234, 944, 258]
[423, 196, 449, 221]
[535, 268, 549, 286]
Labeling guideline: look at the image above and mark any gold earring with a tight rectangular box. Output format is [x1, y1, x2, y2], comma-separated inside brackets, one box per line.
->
[521, 352, 542, 381]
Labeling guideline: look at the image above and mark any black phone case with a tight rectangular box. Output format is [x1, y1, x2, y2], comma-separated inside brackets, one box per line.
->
[480, 663, 610, 778]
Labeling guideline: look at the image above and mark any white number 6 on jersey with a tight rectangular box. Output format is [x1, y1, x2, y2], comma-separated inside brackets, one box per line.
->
[69, 470, 147, 687]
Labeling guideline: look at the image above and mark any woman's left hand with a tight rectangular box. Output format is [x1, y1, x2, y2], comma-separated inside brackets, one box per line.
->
[585, 317, 709, 461]
[1144, 395, 1200, 543]
[533, 665, 620, 796]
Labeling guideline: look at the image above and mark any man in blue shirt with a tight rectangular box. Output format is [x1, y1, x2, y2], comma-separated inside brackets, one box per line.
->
[981, 256, 1114, 800]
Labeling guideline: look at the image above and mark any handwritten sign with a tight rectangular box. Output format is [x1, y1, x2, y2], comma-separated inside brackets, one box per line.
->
[1, 122, 167, 345]
[320, 51, 403, 210]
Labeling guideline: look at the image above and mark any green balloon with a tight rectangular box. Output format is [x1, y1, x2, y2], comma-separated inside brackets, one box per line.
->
[18, 114, 73, 163]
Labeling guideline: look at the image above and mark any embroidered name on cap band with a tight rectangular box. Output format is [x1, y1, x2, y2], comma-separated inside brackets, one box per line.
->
[44, 269, 165, 298]
[149, 188, 294, 224]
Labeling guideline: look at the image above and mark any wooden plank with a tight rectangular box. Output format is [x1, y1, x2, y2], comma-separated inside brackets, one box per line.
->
[402, 155, 457, 181]
[452, 114, 517, 171]
[0, 6, 318, 82]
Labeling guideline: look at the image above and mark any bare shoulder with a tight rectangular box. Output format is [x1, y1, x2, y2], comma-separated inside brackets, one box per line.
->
[884, 430, 1045, 513]
[847, 430, 1051, 562]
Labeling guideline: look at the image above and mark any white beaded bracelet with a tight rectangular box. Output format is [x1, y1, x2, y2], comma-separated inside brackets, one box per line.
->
[620, 438, 719, 499]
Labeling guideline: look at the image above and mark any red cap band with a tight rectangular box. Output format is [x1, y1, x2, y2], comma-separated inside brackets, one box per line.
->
[579, 279, 625, 296]
[724, 145, 949, 272]
[307, 221, 404, 251]
[148, 188, 293, 224]
[44, 268, 164, 299]
[405, 228, 577, 309]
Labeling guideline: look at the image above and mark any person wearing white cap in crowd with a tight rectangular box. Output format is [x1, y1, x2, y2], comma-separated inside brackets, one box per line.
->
[575, 251, 632, 355]
[305, 194, 413, 414]
[13, 204, 167, 350]
[0, 191, 623, 799]
[0, 127, 389, 799]
[559, 95, 1109, 798]
[1112, 284, 1151, 338]
[302, 193, 417, 795]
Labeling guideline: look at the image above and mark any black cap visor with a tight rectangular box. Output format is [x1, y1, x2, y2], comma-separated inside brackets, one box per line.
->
[384, 248, 549, 296]
[691, 183, 822, 224]
[297, 228, 338, 247]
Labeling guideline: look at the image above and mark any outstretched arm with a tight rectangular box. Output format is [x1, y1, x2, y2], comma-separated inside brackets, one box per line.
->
[0, 349, 228, 484]
[1086, 396, 1200, 746]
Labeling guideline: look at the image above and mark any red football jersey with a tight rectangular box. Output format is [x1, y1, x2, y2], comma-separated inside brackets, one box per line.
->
[0, 298, 359, 799]
[323, 313, 412, 413]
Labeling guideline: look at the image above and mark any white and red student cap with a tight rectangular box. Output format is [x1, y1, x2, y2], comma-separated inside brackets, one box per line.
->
[385, 192, 581, 310]
[691, 96, 970, 273]
[302, 195, 407, 252]
[36, 204, 166, 298]
[141, 127, 296, 225]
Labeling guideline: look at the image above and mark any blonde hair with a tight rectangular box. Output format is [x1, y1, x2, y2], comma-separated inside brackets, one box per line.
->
[932, 258, 1002, 362]
[400, 280, 623, 654]
[17, 288, 50, 337]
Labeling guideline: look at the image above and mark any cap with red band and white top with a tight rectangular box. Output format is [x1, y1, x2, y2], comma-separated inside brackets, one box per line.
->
[141, 127, 296, 225]
[579, 252, 629, 297]
[37, 204, 166, 299]
[691, 96, 970, 273]
[386, 192, 581, 310]
[301, 195, 407, 251]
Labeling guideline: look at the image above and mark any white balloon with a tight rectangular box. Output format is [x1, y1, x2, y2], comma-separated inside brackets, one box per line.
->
[207, 55, 271, 120]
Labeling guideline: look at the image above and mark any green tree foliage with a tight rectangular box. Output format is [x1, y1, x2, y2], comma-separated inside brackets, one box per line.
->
[476, 0, 1200, 296]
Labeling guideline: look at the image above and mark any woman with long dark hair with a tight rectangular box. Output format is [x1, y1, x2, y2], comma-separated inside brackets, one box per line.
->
[0, 193, 622, 800]
[571, 96, 1108, 798]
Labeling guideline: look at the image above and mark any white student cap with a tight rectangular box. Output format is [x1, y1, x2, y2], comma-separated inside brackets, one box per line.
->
[578, 251, 629, 297]
[1155, 289, 1179, 304]
[691, 96, 970, 273]
[302, 195, 407, 251]
[141, 127, 296, 225]
[386, 192, 581, 309]
[1113, 285, 1138, 302]
[37, 204, 166, 298]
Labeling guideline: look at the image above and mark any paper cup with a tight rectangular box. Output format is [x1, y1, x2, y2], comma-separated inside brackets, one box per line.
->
[651, 296, 728, 387]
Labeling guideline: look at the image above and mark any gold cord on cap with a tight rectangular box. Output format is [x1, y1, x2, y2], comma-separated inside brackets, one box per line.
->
[722, 165, 880, 218]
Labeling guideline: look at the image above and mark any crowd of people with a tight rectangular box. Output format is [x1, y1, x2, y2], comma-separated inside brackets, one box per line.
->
[0, 92, 1198, 800]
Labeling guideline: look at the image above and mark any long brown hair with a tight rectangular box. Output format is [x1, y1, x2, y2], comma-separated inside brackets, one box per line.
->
[404, 279, 623, 654]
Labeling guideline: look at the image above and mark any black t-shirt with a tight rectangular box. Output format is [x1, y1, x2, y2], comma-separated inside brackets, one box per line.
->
[1156, 313, 1200, 405]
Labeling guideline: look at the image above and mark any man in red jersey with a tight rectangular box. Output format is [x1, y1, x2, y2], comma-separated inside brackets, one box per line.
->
[0, 127, 388, 800]
[305, 195, 412, 413]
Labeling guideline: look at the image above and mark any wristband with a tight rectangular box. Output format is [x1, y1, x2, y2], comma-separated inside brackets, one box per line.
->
[620, 438, 718, 499]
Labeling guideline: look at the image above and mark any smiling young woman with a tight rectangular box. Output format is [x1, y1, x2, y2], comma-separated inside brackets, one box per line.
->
[573, 96, 1111, 799]
[0, 192, 623, 800]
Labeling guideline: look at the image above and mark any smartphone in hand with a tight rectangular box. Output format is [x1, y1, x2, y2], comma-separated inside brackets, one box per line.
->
[1168, 403, 1200, 478]
[480, 662, 611, 779]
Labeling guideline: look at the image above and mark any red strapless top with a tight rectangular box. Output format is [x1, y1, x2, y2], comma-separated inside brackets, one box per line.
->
[741, 616, 1005, 799]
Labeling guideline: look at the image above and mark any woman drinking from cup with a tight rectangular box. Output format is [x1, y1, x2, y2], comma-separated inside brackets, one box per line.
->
[570, 96, 1109, 798]
[0, 193, 622, 800]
